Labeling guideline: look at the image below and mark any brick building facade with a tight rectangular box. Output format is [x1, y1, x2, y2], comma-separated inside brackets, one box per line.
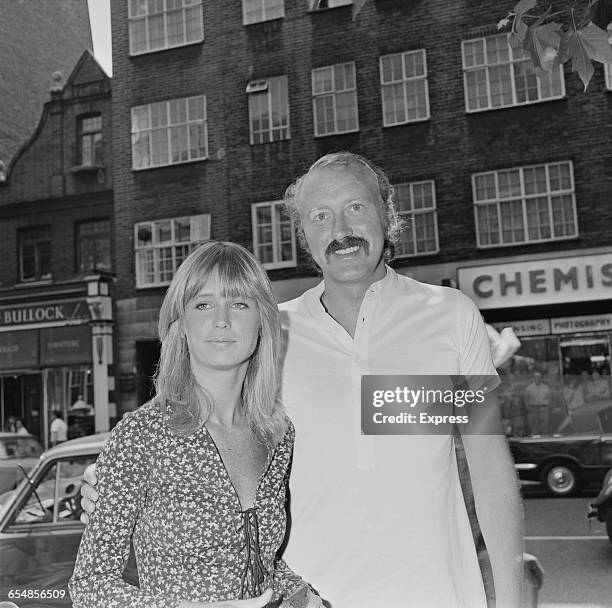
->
[110, 0, 612, 420]
[0, 53, 114, 447]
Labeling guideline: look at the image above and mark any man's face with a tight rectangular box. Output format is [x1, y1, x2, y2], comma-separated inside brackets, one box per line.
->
[297, 165, 386, 285]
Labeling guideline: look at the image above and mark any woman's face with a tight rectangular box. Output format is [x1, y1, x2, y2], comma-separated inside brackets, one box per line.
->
[181, 270, 261, 376]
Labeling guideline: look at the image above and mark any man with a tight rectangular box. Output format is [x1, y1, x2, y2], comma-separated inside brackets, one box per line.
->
[524, 372, 551, 436]
[50, 409, 68, 446]
[82, 153, 523, 607]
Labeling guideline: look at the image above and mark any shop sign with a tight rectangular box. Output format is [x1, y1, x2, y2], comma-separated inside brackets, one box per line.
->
[0, 299, 90, 327]
[40, 325, 92, 366]
[0, 330, 38, 370]
[551, 314, 612, 334]
[491, 319, 551, 336]
[458, 253, 612, 309]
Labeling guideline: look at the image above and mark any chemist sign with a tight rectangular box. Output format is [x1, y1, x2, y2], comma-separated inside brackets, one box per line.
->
[458, 253, 612, 309]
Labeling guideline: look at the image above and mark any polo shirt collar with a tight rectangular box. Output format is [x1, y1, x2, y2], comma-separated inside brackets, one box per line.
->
[304, 265, 397, 317]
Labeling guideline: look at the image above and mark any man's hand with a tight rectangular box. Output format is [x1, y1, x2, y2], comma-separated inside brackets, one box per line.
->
[485, 324, 520, 369]
[79, 462, 99, 524]
[178, 589, 273, 607]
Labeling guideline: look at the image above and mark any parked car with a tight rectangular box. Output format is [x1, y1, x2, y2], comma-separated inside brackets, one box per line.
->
[0, 433, 138, 607]
[0, 432, 43, 493]
[587, 467, 612, 543]
[509, 407, 612, 496]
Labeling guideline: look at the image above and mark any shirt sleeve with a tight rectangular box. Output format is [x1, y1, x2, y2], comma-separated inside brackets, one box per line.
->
[457, 293, 499, 388]
[69, 408, 180, 608]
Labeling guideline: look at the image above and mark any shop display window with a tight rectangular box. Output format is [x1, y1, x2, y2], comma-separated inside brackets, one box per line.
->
[497, 333, 612, 437]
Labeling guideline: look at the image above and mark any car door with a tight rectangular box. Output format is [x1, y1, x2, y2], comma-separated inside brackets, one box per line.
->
[0, 453, 97, 607]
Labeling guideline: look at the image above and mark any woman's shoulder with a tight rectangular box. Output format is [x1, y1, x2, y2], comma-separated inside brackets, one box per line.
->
[109, 399, 165, 443]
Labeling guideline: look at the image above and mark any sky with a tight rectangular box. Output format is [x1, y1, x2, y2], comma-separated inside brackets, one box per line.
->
[88, 0, 112, 75]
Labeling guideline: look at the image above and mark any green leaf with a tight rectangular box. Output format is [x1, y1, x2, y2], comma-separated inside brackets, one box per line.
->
[567, 29, 595, 90]
[524, 22, 563, 71]
[577, 21, 612, 63]
[510, 0, 537, 47]
[352, 0, 368, 20]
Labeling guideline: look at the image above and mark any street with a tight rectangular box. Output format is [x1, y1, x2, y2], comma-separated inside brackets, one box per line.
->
[523, 485, 612, 607]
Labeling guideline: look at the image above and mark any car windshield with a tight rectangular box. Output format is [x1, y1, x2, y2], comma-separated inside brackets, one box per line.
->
[0, 437, 43, 459]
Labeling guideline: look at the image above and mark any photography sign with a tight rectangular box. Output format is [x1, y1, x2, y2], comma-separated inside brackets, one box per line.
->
[361, 375, 501, 435]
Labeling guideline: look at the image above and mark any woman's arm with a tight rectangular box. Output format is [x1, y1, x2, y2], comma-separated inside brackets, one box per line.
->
[69, 409, 179, 608]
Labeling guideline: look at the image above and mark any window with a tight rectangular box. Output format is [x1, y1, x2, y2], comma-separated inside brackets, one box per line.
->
[473, 161, 577, 247]
[312, 62, 358, 136]
[131, 96, 208, 169]
[128, 0, 203, 55]
[308, 0, 352, 8]
[462, 34, 564, 112]
[251, 202, 296, 269]
[243, 0, 284, 24]
[135, 214, 210, 287]
[19, 226, 51, 282]
[10, 456, 96, 527]
[78, 115, 103, 166]
[247, 76, 290, 144]
[394, 181, 438, 256]
[77, 220, 111, 272]
[380, 50, 429, 126]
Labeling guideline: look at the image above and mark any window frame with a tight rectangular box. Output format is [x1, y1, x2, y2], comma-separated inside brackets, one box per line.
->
[76, 219, 111, 273]
[380, 50, 430, 126]
[134, 214, 211, 288]
[251, 201, 297, 270]
[77, 114, 103, 167]
[472, 161, 578, 249]
[128, 0, 204, 56]
[247, 76, 290, 145]
[18, 225, 51, 283]
[312, 61, 359, 137]
[394, 180, 439, 258]
[130, 95, 208, 170]
[461, 33, 565, 113]
[242, 0, 285, 24]
[308, 0, 353, 9]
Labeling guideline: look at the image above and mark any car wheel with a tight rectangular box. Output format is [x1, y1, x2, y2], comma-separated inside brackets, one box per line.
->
[606, 510, 612, 544]
[541, 463, 581, 497]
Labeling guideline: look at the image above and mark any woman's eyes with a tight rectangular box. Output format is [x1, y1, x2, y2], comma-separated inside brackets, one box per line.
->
[194, 301, 250, 310]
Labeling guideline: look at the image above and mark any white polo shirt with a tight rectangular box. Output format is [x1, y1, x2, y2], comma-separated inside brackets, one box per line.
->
[278, 267, 498, 608]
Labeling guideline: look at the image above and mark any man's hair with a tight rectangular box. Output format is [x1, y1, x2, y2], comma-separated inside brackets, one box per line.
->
[52, 410, 62, 419]
[155, 240, 287, 447]
[283, 151, 404, 261]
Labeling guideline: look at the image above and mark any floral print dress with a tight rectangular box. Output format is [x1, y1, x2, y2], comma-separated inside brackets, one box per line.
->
[69, 400, 305, 607]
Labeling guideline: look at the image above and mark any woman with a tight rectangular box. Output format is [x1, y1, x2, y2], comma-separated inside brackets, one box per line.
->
[69, 242, 321, 608]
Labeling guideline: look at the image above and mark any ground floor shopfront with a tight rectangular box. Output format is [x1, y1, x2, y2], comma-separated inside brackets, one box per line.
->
[458, 249, 612, 436]
[0, 280, 114, 448]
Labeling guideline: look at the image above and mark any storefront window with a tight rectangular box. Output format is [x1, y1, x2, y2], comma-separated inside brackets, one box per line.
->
[498, 332, 612, 436]
[44, 366, 94, 444]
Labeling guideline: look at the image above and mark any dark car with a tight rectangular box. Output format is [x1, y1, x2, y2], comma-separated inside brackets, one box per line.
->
[0, 432, 43, 494]
[587, 467, 612, 543]
[0, 433, 135, 606]
[509, 407, 612, 496]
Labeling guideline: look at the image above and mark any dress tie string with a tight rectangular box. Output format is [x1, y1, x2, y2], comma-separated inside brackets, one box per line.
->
[238, 506, 265, 598]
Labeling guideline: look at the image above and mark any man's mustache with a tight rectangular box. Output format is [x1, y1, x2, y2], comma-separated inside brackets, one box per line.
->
[325, 235, 369, 257]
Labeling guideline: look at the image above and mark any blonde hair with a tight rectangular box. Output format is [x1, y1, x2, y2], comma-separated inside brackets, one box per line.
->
[155, 241, 287, 447]
[284, 151, 404, 261]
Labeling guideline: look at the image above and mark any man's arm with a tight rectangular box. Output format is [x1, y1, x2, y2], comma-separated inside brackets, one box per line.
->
[461, 304, 524, 607]
[462, 409, 524, 608]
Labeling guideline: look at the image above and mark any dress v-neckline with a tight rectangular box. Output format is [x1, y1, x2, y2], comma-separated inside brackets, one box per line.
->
[203, 425, 272, 512]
